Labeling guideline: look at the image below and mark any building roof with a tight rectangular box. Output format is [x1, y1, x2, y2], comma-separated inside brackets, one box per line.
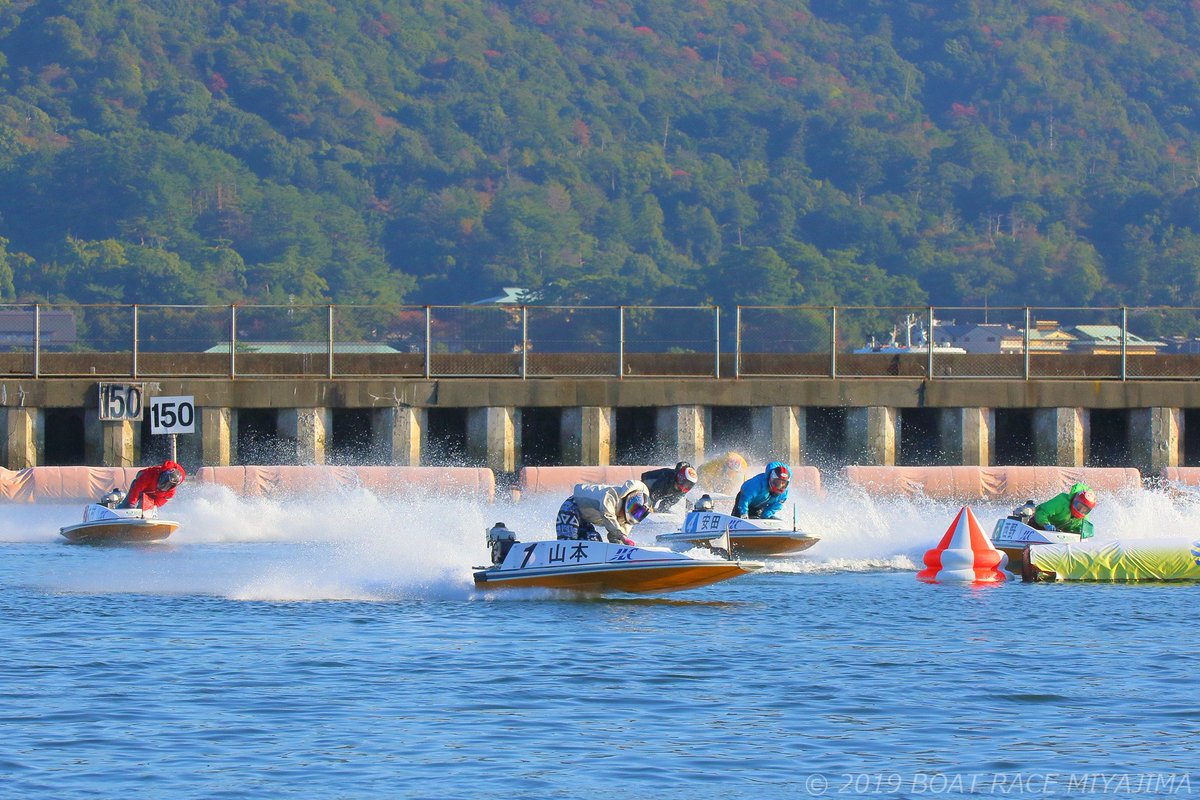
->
[1070, 325, 1166, 347]
[470, 287, 534, 305]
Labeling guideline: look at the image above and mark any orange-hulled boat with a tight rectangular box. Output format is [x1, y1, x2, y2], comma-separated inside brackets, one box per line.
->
[473, 524, 761, 594]
[59, 504, 179, 544]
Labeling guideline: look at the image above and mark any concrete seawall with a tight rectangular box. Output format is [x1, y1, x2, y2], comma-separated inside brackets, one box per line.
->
[2, 377, 1196, 476]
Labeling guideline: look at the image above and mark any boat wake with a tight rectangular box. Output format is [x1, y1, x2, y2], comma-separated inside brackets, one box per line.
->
[5, 479, 1196, 599]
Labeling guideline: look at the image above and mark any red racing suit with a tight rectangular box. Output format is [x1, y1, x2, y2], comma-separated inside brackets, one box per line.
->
[124, 460, 186, 509]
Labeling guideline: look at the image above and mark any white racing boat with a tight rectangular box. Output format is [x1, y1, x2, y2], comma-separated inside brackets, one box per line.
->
[655, 507, 820, 557]
[991, 516, 1082, 573]
[474, 523, 762, 594]
[59, 503, 180, 544]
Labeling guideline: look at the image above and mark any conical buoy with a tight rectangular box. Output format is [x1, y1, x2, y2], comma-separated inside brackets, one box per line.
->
[917, 506, 1005, 584]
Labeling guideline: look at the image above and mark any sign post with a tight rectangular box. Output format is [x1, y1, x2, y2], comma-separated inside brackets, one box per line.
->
[149, 395, 195, 463]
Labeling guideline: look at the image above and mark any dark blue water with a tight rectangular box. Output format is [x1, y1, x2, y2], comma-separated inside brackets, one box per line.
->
[2, 489, 1197, 799]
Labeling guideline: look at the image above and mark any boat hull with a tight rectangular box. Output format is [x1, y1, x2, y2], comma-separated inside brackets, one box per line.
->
[655, 530, 819, 557]
[473, 539, 761, 594]
[657, 510, 820, 557]
[475, 560, 757, 593]
[60, 504, 180, 544]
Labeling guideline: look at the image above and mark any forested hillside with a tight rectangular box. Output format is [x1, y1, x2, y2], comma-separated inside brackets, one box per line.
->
[0, 0, 1197, 310]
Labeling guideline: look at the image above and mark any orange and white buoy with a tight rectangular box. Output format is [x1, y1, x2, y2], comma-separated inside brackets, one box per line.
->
[917, 506, 1005, 584]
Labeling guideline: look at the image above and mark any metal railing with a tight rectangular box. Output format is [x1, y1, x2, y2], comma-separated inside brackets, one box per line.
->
[1, 303, 1197, 380]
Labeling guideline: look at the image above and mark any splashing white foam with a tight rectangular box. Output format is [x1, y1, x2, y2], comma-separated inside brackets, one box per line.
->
[8, 480, 1193, 599]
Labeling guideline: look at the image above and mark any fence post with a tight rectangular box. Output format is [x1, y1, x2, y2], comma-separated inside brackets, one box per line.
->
[1120, 306, 1128, 381]
[132, 304, 139, 379]
[735, 306, 742, 379]
[230, 304, 237, 379]
[618, 306, 625, 379]
[521, 305, 528, 380]
[327, 304, 335, 380]
[927, 305, 935, 380]
[830, 306, 838, 379]
[424, 306, 432, 380]
[33, 303, 40, 379]
[713, 305, 720, 379]
[1023, 307, 1031, 380]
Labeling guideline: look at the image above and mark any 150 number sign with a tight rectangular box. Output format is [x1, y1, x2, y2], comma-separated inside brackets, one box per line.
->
[98, 383, 145, 421]
[149, 396, 196, 435]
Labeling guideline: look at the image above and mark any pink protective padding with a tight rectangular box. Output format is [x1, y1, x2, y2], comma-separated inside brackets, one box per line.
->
[842, 466, 1141, 500]
[518, 465, 822, 497]
[1160, 467, 1200, 486]
[194, 465, 496, 502]
[0, 467, 144, 503]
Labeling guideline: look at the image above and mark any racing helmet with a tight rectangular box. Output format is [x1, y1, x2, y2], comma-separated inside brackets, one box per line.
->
[157, 468, 182, 492]
[768, 464, 791, 495]
[624, 492, 651, 523]
[1070, 489, 1096, 519]
[676, 464, 698, 492]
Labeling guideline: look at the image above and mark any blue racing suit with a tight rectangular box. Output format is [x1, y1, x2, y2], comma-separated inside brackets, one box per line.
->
[732, 461, 789, 519]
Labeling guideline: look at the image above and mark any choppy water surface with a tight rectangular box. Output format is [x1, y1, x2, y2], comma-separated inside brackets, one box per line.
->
[1, 485, 1197, 798]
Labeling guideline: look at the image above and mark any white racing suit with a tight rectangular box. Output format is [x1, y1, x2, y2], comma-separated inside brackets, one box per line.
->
[555, 479, 649, 544]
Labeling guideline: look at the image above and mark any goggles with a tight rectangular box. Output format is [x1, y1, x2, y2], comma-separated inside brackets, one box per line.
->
[625, 495, 651, 523]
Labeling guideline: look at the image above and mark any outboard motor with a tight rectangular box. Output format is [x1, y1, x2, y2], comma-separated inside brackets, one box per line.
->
[486, 523, 518, 565]
[100, 488, 125, 509]
[694, 494, 714, 512]
[1011, 500, 1036, 524]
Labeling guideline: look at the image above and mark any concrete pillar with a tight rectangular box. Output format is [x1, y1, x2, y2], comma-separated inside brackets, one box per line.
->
[1033, 407, 1089, 467]
[467, 406, 520, 473]
[561, 406, 614, 466]
[84, 410, 136, 467]
[655, 405, 708, 465]
[3, 407, 41, 469]
[939, 407, 994, 466]
[750, 406, 806, 465]
[1130, 407, 1183, 477]
[847, 406, 899, 465]
[278, 408, 331, 465]
[200, 407, 237, 467]
[372, 406, 426, 466]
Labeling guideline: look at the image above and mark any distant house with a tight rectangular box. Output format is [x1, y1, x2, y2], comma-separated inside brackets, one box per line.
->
[941, 323, 1014, 354]
[204, 342, 399, 354]
[1067, 325, 1166, 356]
[942, 319, 1080, 354]
[0, 309, 77, 349]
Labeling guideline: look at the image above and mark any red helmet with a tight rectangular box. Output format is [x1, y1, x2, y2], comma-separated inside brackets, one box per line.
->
[676, 464, 697, 492]
[768, 465, 791, 495]
[1070, 489, 1096, 519]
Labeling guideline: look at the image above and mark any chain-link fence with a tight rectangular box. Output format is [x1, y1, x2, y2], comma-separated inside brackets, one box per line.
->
[4, 303, 1200, 379]
[526, 306, 620, 377]
[622, 306, 719, 377]
[39, 304, 134, 377]
[0, 304, 37, 376]
[929, 306, 1027, 379]
[137, 305, 231, 377]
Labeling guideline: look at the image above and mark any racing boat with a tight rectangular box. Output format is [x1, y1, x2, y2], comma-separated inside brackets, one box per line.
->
[991, 501, 1085, 572]
[59, 503, 180, 544]
[991, 517, 1082, 573]
[473, 523, 762, 594]
[655, 506, 820, 557]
